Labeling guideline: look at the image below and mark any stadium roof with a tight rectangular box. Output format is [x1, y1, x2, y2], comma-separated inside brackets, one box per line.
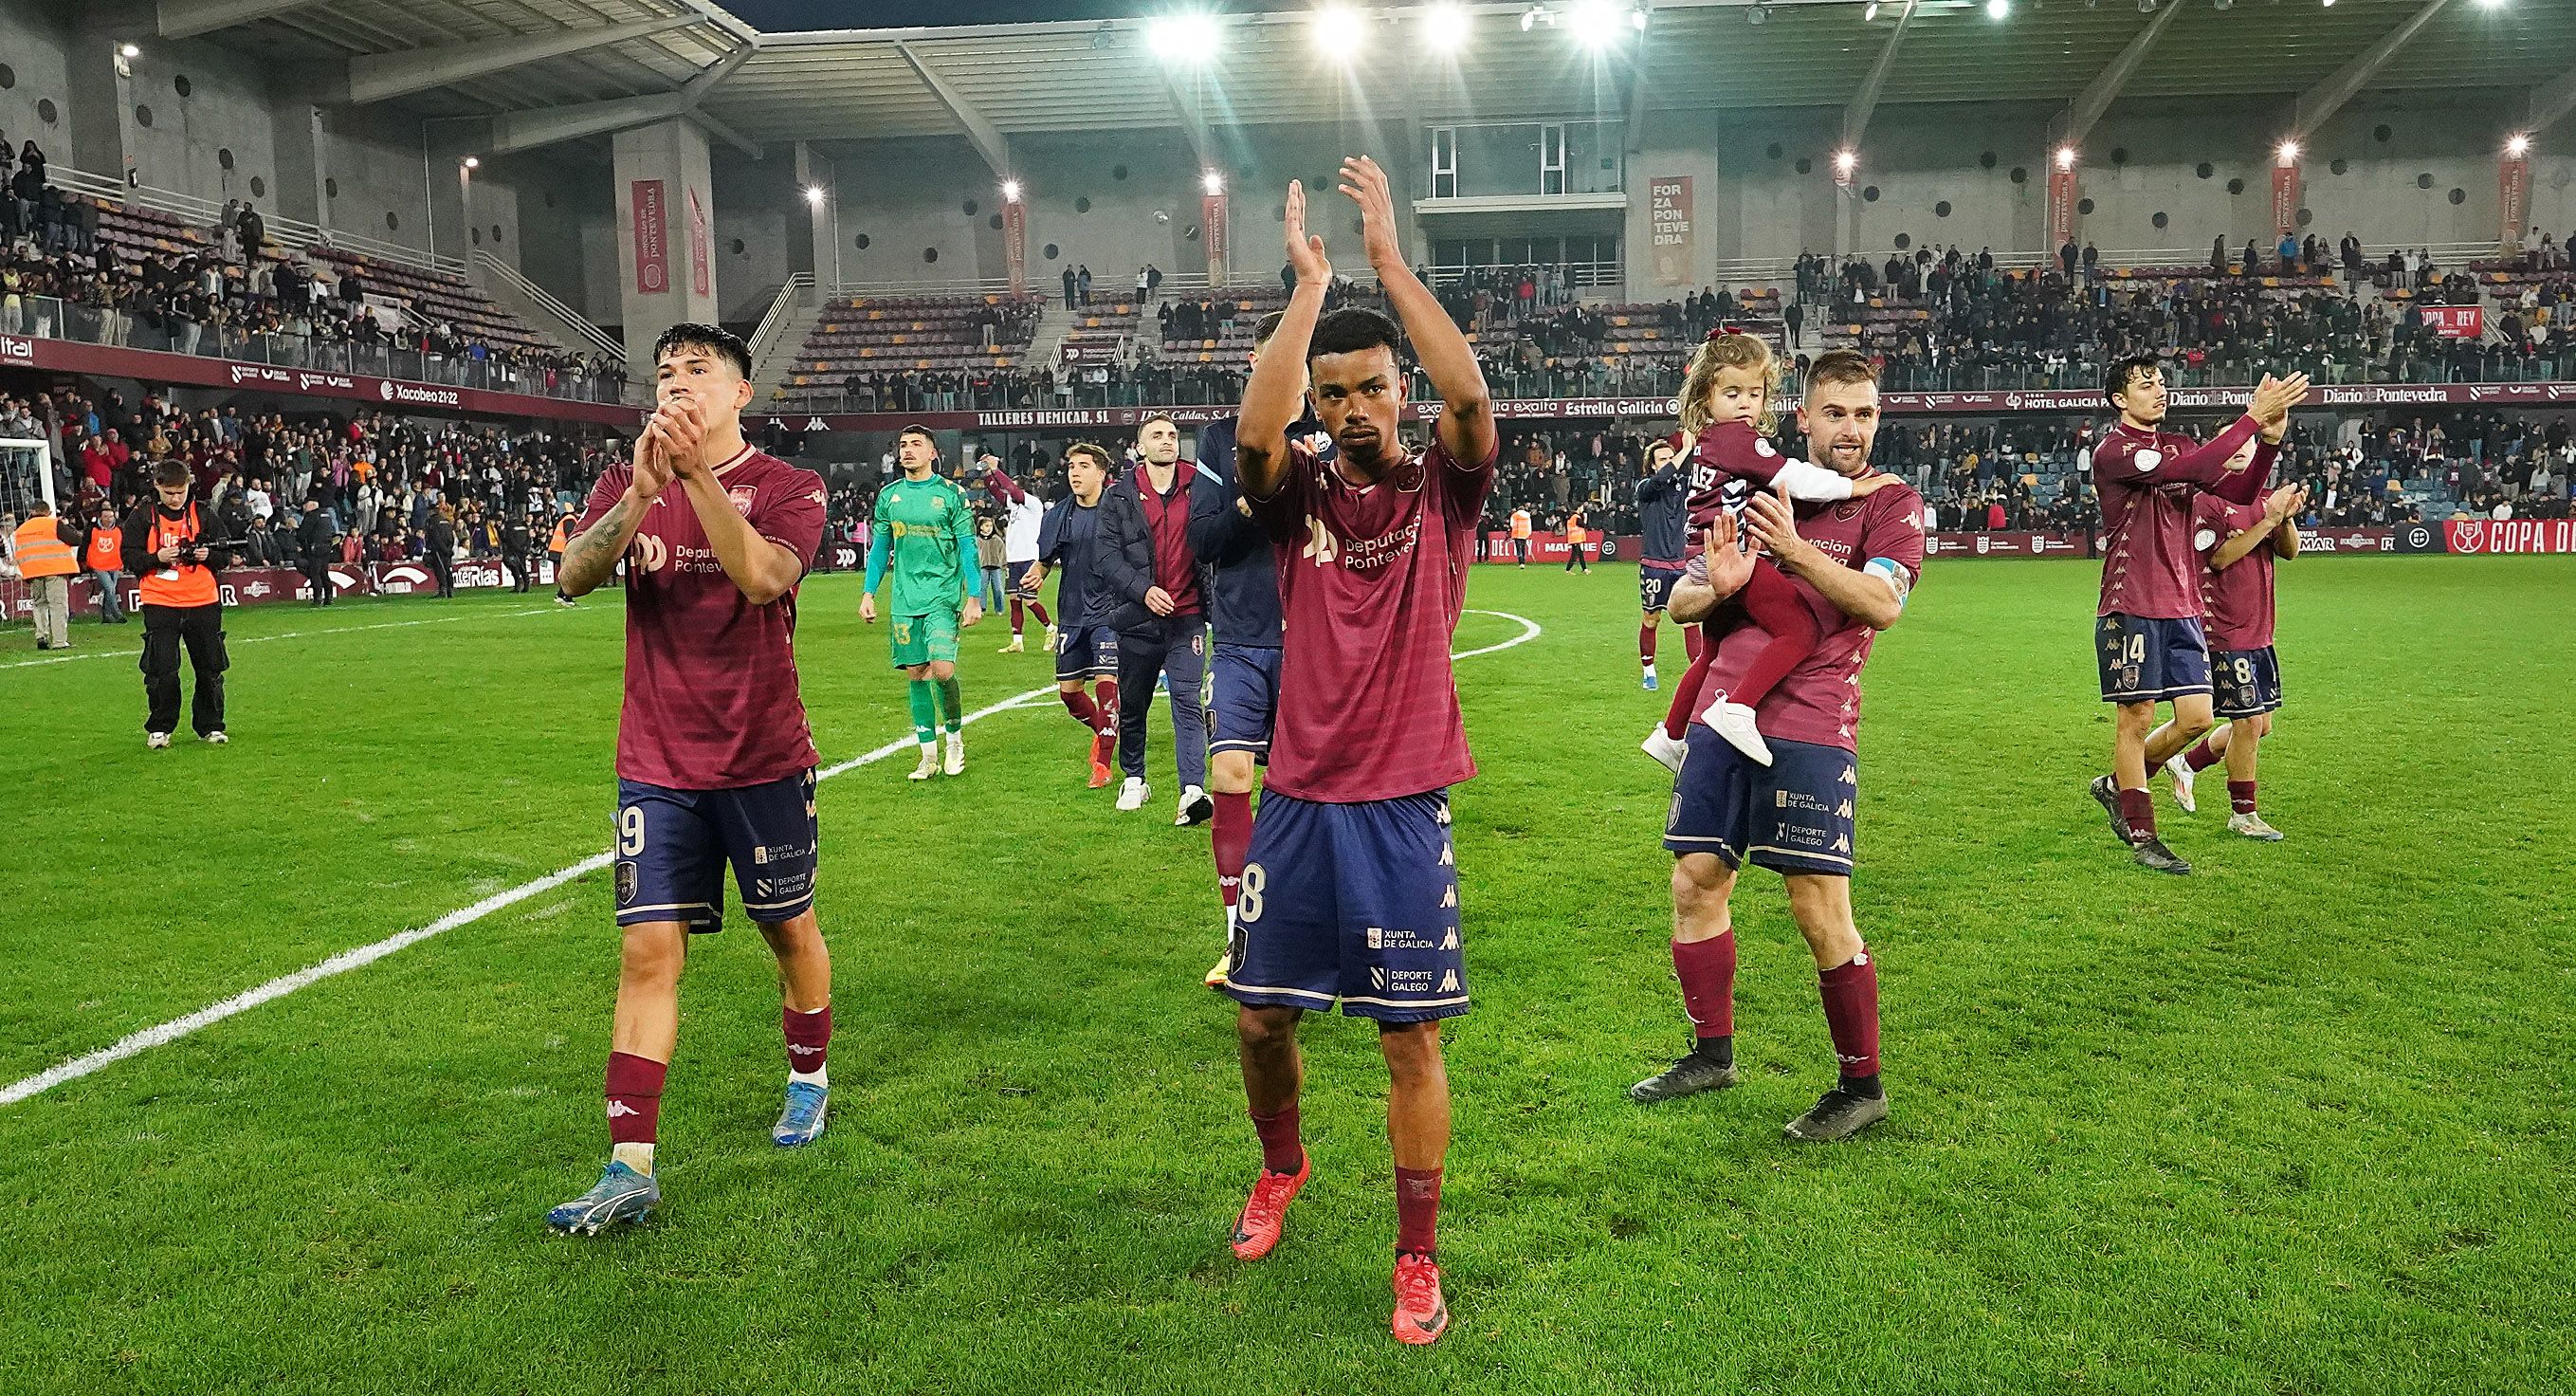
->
[167, 0, 2576, 157]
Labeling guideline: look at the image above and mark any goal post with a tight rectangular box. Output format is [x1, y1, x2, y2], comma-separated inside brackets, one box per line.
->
[0, 437, 57, 523]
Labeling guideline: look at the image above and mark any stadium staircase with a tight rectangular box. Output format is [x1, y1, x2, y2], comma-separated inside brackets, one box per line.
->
[763, 286, 1046, 413]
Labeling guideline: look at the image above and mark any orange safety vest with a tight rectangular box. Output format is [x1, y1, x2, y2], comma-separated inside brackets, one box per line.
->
[10, 516, 78, 579]
[138, 504, 219, 608]
[549, 518, 568, 553]
[1564, 517, 1587, 544]
[84, 524, 123, 573]
[1509, 511, 1532, 540]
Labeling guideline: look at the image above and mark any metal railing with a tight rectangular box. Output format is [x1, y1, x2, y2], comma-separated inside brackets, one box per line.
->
[54, 164, 469, 279]
[472, 250, 624, 364]
[747, 272, 816, 375]
[0, 292, 645, 408]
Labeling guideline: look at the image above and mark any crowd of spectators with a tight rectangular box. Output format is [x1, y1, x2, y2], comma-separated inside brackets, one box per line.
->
[2, 383, 619, 577]
[0, 141, 619, 401]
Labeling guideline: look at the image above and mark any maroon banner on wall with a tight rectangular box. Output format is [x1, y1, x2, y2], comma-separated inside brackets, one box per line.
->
[0, 333, 644, 426]
[631, 179, 668, 295]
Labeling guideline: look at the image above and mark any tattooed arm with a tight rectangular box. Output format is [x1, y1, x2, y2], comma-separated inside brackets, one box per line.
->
[557, 416, 675, 597]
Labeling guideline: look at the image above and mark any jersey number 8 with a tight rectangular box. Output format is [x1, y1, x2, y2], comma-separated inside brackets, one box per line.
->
[1239, 863, 1266, 923]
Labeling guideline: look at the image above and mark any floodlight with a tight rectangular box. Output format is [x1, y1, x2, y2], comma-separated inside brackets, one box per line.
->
[1424, 4, 1473, 51]
[1312, 7, 1365, 53]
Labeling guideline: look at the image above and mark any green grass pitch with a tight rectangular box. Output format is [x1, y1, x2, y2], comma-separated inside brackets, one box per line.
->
[0, 557, 2568, 1394]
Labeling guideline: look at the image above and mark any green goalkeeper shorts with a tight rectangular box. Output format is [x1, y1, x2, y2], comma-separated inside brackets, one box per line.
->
[889, 608, 960, 669]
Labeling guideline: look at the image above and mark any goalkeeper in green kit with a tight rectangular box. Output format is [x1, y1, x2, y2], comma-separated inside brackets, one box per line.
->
[862, 425, 983, 780]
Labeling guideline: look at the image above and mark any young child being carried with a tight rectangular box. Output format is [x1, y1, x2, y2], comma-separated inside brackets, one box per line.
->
[1642, 330, 1898, 771]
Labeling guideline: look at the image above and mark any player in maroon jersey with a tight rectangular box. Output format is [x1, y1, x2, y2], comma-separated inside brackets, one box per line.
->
[1632, 350, 1923, 1145]
[2168, 476, 2306, 840]
[545, 323, 835, 1234]
[1221, 157, 1497, 1346]
[2089, 357, 2307, 874]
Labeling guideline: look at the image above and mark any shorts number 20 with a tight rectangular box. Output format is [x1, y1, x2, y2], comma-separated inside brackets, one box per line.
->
[1238, 863, 1266, 924]
[618, 805, 646, 856]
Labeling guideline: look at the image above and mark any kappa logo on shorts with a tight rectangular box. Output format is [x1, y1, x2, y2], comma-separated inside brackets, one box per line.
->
[1437, 843, 1453, 867]
[1836, 799, 1854, 818]
[1438, 970, 1461, 993]
[1441, 885, 1456, 908]
[1440, 928, 1459, 950]
[614, 860, 637, 907]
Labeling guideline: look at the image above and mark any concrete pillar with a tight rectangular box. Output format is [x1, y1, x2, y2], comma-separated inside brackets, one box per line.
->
[612, 118, 721, 365]
[791, 141, 835, 287]
[65, 36, 132, 193]
[270, 104, 325, 229]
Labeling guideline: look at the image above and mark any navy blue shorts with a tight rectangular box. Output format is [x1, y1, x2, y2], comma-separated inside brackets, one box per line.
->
[1222, 791, 1469, 1023]
[1663, 728, 1857, 877]
[1209, 643, 1281, 761]
[1009, 562, 1042, 600]
[2213, 645, 2284, 719]
[613, 767, 818, 932]
[1639, 563, 1687, 615]
[2096, 613, 2212, 704]
[1053, 622, 1119, 682]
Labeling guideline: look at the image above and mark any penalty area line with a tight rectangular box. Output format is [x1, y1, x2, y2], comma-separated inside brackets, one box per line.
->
[0, 610, 1541, 1108]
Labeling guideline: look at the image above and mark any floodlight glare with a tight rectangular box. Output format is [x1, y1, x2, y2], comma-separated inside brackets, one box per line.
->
[119, 43, 141, 58]
[1312, 7, 1365, 53]
[2056, 146, 2077, 170]
[1001, 178, 1023, 203]
[1568, 0, 1625, 46]
[1201, 169, 1225, 196]
[1424, 4, 1472, 51]
[2277, 140, 2299, 162]
[803, 185, 826, 206]
[2507, 135, 2531, 156]
[1146, 13, 1222, 63]
[462, 156, 480, 170]
[1987, 0, 2010, 17]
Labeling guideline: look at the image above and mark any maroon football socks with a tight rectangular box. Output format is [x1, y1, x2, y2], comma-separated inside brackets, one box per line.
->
[1214, 792, 1253, 915]
[2118, 786, 2157, 842]
[1817, 953, 1883, 1093]
[2229, 780, 2258, 815]
[2183, 738, 2224, 772]
[1394, 1166, 1442, 1258]
[1251, 1104, 1305, 1176]
[783, 1004, 831, 1076]
[604, 1051, 666, 1147]
[1672, 932, 1737, 1044]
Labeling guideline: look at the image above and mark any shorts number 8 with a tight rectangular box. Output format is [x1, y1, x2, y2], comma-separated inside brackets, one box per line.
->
[1239, 863, 1266, 923]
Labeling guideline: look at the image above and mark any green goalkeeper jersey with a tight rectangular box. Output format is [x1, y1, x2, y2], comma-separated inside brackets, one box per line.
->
[868, 471, 977, 615]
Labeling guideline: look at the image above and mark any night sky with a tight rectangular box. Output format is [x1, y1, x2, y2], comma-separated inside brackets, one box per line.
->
[713, 2, 1255, 29]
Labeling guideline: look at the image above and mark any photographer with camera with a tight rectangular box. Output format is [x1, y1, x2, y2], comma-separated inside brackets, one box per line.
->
[119, 457, 233, 747]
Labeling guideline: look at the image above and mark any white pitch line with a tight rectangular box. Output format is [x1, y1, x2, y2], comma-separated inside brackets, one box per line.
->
[0, 610, 1542, 1107]
[0, 604, 569, 670]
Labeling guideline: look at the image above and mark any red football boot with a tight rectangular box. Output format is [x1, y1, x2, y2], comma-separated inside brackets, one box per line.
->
[1391, 1252, 1450, 1346]
[1228, 1159, 1309, 1261]
[1087, 731, 1113, 789]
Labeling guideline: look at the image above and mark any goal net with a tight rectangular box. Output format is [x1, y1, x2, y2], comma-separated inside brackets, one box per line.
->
[0, 437, 56, 532]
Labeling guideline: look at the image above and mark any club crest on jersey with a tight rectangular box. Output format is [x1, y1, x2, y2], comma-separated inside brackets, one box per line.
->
[2134, 448, 2164, 472]
[728, 486, 758, 517]
[1834, 500, 1863, 521]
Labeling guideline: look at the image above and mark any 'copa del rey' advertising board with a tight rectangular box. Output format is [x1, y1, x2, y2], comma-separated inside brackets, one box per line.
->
[1, 558, 558, 625]
[2443, 518, 2576, 553]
